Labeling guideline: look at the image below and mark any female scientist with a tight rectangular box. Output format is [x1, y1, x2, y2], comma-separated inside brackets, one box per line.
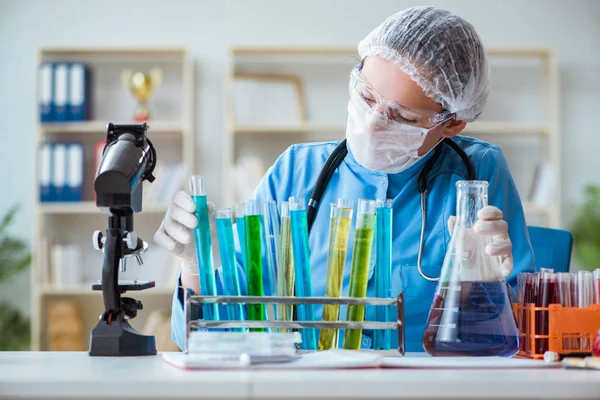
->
[156, 6, 535, 352]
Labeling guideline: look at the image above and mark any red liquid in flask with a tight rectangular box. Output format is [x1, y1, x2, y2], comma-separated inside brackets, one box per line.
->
[423, 281, 519, 357]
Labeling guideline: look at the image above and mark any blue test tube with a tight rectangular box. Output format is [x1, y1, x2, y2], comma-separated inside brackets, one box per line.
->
[374, 199, 393, 350]
[216, 208, 245, 330]
[262, 200, 280, 300]
[288, 196, 317, 350]
[189, 175, 219, 321]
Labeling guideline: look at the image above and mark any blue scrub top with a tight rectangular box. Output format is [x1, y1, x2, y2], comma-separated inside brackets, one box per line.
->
[171, 135, 535, 352]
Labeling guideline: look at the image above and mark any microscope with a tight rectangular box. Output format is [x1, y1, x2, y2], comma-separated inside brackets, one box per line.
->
[89, 122, 158, 357]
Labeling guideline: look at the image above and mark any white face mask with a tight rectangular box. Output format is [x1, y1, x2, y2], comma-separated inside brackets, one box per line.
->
[345, 91, 443, 174]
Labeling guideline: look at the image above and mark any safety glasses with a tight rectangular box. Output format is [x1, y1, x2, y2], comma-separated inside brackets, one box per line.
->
[349, 65, 455, 129]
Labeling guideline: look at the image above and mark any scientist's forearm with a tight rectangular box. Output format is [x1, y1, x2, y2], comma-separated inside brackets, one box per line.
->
[180, 270, 200, 294]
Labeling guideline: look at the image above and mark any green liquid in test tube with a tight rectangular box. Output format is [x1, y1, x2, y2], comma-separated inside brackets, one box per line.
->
[189, 175, 219, 321]
[244, 201, 265, 330]
[216, 208, 244, 331]
[277, 201, 295, 329]
[289, 196, 317, 350]
[319, 199, 353, 350]
[373, 199, 393, 350]
[344, 199, 376, 350]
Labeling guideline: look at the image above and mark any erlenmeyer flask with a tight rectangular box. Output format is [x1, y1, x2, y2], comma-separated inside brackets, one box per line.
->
[423, 180, 519, 357]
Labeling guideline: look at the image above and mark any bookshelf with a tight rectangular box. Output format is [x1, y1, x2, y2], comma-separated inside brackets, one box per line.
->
[32, 47, 194, 351]
[223, 46, 560, 228]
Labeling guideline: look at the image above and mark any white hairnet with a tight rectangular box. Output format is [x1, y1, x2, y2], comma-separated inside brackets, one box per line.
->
[358, 6, 490, 121]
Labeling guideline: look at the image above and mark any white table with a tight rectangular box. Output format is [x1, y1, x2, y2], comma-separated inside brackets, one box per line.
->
[1, 352, 599, 400]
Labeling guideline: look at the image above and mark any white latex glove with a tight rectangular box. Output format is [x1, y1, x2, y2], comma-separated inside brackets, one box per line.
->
[448, 205, 513, 277]
[154, 190, 220, 276]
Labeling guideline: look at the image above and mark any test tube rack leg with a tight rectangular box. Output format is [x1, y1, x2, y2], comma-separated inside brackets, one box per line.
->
[184, 293, 405, 355]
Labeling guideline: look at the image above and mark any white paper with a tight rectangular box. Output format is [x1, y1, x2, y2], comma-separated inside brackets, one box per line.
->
[164, 350, 381, 370]
[163, 351, 561, 370]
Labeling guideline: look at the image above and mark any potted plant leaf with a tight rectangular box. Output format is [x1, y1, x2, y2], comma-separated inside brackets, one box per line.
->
[571, 184, 600, 271]
[0, 205, 32, 350]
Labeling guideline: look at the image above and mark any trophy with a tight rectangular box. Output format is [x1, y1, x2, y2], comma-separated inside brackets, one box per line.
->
[121, 68, 163, 122]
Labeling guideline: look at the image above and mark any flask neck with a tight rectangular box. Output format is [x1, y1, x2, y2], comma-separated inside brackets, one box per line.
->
[456, 182, 488, 229]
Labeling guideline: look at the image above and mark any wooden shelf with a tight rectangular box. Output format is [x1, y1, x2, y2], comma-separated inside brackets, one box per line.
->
[39, 284, 175, 296]
[39, 120, 185, 135]
[40, 47, 187, 57]
[231, 46, 553, 58]
[32, 46, 195, 352]
[232, 122, 548, 136]
[463, 122, 549, 136]
[233, 123, 346, 134]
[39, 202, 168, 215]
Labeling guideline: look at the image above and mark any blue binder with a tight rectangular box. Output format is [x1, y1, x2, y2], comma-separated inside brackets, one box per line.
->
[66, 143, 84, 202]
[68, 63, 90, 121]
[39, 142, 53, 202]
[39, 63, 54, 122]
[53, 63, 69, 122]
[52, 143, 68, 201]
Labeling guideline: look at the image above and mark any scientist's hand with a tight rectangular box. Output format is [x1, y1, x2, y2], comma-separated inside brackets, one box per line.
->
[448, 205, 513, 277]
[154, 190, 221, 277]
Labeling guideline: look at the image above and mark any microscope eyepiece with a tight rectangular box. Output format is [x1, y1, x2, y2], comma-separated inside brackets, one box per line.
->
[94, 123, 156, 213]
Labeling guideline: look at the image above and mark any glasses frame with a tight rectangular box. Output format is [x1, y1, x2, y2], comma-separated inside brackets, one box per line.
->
[350, 64, 455, 128]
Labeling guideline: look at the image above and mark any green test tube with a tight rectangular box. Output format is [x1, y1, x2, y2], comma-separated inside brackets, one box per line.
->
[244, 200, 265, 330]
[319, 199, 354, 350]
[343, 199, 376, 350]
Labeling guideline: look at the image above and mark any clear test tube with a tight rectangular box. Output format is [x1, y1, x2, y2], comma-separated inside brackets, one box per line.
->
[289, 196, 317, 350]
[234, 204, 247, 277]
[593, 269, 600, 305]
[374, 199, 393, 350]
[557, 272, 573, 307]
[556, 272, 574, 351]
[522, 272, 538, 354]
[578, 271, 594, 308]
[578, 270, 594, 351]
[344, 199, 377, 350]
[244, 200, 265, 330]
[189, 175, 219, 321]
[277, 201, 294, 327]
[318, 202, 338, 350]
[215, 208, 244, 330]
[319, 199, 354, 350]
[516, 273, 529, 351]
[261, 201, 280, 299]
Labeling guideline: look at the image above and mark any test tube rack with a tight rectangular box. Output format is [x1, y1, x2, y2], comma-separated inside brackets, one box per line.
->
[183, 293, 405, 355]
[512, 303, 600, 359]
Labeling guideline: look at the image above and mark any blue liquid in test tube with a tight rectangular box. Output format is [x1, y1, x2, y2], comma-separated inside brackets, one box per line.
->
[374, 199, 393, 350]
[190, 175, 219, 321]
[288, 196, 317, 350]
[216, 208, 245, 330]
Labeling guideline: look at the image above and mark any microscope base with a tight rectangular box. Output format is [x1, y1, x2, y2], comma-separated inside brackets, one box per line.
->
[89, 314, 157, 357]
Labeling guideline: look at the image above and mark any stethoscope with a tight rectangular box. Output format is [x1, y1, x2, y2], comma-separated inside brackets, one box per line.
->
[306, 137, 476, 282]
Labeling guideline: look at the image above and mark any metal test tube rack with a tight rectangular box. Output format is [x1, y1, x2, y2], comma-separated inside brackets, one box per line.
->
[184, 293, 405, 355]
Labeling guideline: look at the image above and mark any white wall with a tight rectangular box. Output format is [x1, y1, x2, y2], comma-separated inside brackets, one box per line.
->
[1, 0, 599, 313]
